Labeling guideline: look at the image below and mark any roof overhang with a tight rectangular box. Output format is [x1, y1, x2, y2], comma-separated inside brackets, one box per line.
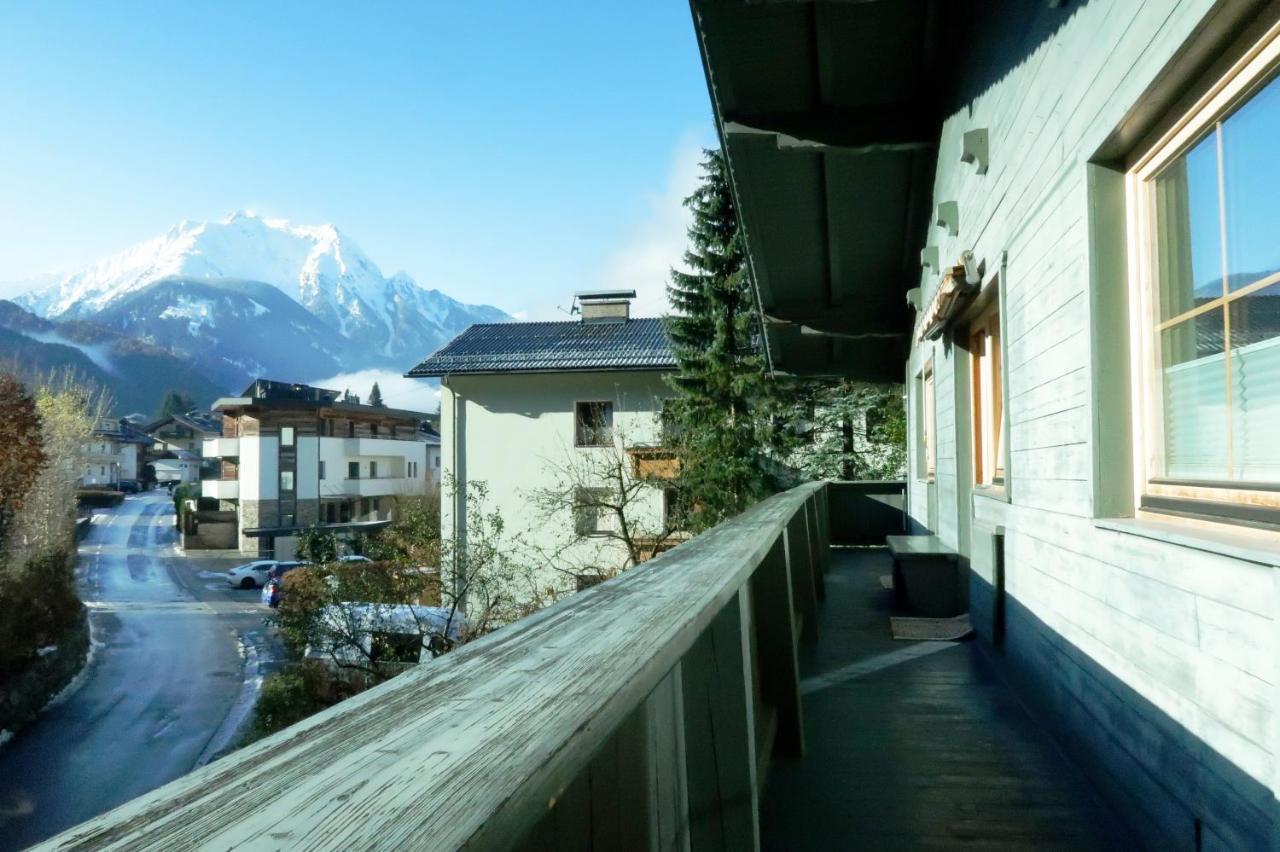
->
[690, 0, 950, 381]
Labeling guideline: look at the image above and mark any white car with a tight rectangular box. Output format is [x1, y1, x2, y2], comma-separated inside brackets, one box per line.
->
[227, 560, 277, 589]
[339, 555, 372, 564]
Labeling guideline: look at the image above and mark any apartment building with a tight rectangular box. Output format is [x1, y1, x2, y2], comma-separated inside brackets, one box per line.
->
[82, 418, 153, 488]
[408, 290, 677, 594]
[203, 379, 433, 558]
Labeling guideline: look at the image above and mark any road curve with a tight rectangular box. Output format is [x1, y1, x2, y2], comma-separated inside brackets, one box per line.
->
[0, 493, 249, 851]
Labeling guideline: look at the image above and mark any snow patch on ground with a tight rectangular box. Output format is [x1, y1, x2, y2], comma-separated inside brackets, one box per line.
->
[196, 631, 267, 766]
[43, 624, 103, 712]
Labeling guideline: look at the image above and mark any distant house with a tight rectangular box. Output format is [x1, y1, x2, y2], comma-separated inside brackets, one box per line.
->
[81, 418, 153, 488]
[203, 379, 434, 559]
[145, 410, 221, 455]
[407, 290, 678, 597]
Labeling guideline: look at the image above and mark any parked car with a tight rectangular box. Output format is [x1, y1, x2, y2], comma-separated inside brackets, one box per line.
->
[117, 480, 140, 494]
[338, 555, 373, 564]
[227, 560, 278, 589]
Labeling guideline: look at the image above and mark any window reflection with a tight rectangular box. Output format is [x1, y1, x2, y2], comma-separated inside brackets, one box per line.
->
[1223, 73, 1280, 292]
[1154, 132, 1222, 321]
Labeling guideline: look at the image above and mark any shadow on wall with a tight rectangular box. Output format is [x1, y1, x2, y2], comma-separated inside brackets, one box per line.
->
[969, 573, 1276, 851]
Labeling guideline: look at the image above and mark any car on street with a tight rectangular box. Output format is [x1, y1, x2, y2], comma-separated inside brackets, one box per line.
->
[117, 480, 140, 494]
[226, 560, 278, 589]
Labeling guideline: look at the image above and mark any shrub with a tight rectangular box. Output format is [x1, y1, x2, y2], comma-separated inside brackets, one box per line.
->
[246, 661, 339, 742]
[76, 489, 124, 508]
[0, 548, 82, 682]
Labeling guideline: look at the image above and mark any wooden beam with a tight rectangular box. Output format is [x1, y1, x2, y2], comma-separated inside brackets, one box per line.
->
[723, 105, 937, 154]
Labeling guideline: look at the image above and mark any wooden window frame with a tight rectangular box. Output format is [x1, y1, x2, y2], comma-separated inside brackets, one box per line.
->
[918, 359, 936, 482]
[1127, 22, 1280, 527]
[970, 297, 1006, 491]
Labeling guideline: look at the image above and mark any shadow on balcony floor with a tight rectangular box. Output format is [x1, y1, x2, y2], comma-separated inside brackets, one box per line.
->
[760, 546, 1135, 851]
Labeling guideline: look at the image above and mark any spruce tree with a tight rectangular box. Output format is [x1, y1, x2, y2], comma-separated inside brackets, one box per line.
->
[664, 149, 779, 530]
[368, 382, 385, 408]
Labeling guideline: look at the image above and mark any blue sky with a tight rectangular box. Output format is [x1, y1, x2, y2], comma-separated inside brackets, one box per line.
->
[0, 2, 715, 319]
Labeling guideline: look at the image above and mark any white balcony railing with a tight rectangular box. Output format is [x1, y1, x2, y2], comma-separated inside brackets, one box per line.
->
[35, 481, 830, 850]
[339, 436, 424, 457]
[201, 479, 238, 500]
[337, 476, 409, 497]
[201, 437, 239, 458]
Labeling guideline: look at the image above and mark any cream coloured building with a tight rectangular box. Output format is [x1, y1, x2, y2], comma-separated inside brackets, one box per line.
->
[408, 291, 677, 596]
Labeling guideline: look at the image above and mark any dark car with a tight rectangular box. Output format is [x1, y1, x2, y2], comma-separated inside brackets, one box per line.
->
[117, 480, 140, 494]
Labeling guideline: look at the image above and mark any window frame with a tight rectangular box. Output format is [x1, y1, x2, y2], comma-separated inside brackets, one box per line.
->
[969, 295, 1006, 491]
[917, 358, 936, 482]
[574, 400, 614, 448]
[573, 486, 610, 537]
[1127, 24, 1280, 525]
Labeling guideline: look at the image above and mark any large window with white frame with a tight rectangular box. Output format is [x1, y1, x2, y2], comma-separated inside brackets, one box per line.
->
[1130, 27, 1280, 523]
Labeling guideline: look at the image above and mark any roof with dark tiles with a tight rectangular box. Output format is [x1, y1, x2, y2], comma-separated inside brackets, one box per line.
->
[405, 318, 675, 377]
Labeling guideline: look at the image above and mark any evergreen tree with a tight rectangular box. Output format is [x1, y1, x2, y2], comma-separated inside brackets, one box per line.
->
[664, 149, 780, 530]
[368, 382, 385, 408]
[157, 390, 196, 419]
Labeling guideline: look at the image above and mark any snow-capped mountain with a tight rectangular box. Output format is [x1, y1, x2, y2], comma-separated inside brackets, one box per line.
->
[16, 212, 510, 385]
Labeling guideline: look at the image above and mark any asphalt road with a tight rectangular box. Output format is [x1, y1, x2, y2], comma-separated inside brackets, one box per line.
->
[0, 492, 277, 851]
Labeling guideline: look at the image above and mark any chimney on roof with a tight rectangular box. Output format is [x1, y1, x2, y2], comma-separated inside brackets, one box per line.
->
[575, 289, 635, 323]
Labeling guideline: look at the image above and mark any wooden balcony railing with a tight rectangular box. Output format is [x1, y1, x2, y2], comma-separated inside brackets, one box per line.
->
[37, 481, 830, 851]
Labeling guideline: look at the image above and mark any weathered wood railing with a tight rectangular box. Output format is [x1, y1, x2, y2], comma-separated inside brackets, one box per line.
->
[39, 482, 830, 851]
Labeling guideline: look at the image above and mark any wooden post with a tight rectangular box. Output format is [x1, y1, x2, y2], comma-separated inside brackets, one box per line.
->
[681, 591, 760, 851]
[785, 514, 819, 644]
[749, 537, 804, 759]
[803, 501, 826, 601]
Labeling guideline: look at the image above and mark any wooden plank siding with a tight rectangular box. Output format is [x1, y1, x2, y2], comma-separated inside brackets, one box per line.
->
[34, 482, 830, 851]
[905, 0, 1277, 848]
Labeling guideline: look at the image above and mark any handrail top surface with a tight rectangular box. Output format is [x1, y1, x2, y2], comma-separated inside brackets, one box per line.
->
[39, 481, 826, 851]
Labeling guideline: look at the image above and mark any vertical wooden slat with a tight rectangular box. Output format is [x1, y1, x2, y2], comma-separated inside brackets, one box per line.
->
[785, 515, 819, 644]
[803, 500, 826, 601]
[645, 667, 690, 852]
[749, 537, 805, 759]
[681, 591, 760, 852]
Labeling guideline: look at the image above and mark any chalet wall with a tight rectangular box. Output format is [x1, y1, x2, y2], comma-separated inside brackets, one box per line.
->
[441, 370, 671, 598]
[903, 0, 1278, 847]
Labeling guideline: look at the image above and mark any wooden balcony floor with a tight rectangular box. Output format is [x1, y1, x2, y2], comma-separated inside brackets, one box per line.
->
[759, 547, 1134, 851]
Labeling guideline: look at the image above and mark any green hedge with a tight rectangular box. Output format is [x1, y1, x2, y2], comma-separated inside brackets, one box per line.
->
[76, 490, 124, 508]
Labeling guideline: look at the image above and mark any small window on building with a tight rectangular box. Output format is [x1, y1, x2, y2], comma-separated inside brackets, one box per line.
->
[348, 461, 359, 479]
[573, 487, 608, 536]
[281, 427, 295, 447]
[970, 298, 1005, 487]
[370, 461, 378, 479]
[347, 421, 356, 438]
[575, 571, 606, 592]
[434, 455, 440, 468]
[575, 401, 613, 447]
[918, 359, 936, 481]
[371, 424, 379, 438]
[280, 471, 294, 492]
[319, 461, 326, 481]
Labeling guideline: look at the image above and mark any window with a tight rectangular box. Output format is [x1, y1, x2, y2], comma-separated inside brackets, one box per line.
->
[1131, 33, 1280, 523]
[918, 359, 936, 480]
[319, 461, 326, 481]
[573, 487, 608, 536]
[574, 401, 613, 447]
[434, 456, 440, 468]
[970, 298, 1005, 487]
[281, 427, 294, 447]
[280, 471, 294, 492]
[348, 461, 359, 479]
[370, 460, 378, 479]
[371, 424, 379, 438]
[347, 421, 356, 438]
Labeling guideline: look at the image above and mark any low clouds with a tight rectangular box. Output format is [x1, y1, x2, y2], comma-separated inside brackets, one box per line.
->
[595, 132, 708, 318]
[310, 368, 440, 414]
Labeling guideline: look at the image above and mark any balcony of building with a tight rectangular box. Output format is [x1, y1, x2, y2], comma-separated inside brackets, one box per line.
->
[338, 436, 424, 457]
[36, 480, 1142, 850]
[201, 437, 240, 458]
[200, 479, 238, 501]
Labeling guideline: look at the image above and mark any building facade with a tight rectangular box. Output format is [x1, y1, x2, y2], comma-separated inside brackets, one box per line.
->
[203, 379, 432, 558]
[695, 1, 1280, 847]
[81, 418, 152, 487]
[409, 291, 677, 597]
